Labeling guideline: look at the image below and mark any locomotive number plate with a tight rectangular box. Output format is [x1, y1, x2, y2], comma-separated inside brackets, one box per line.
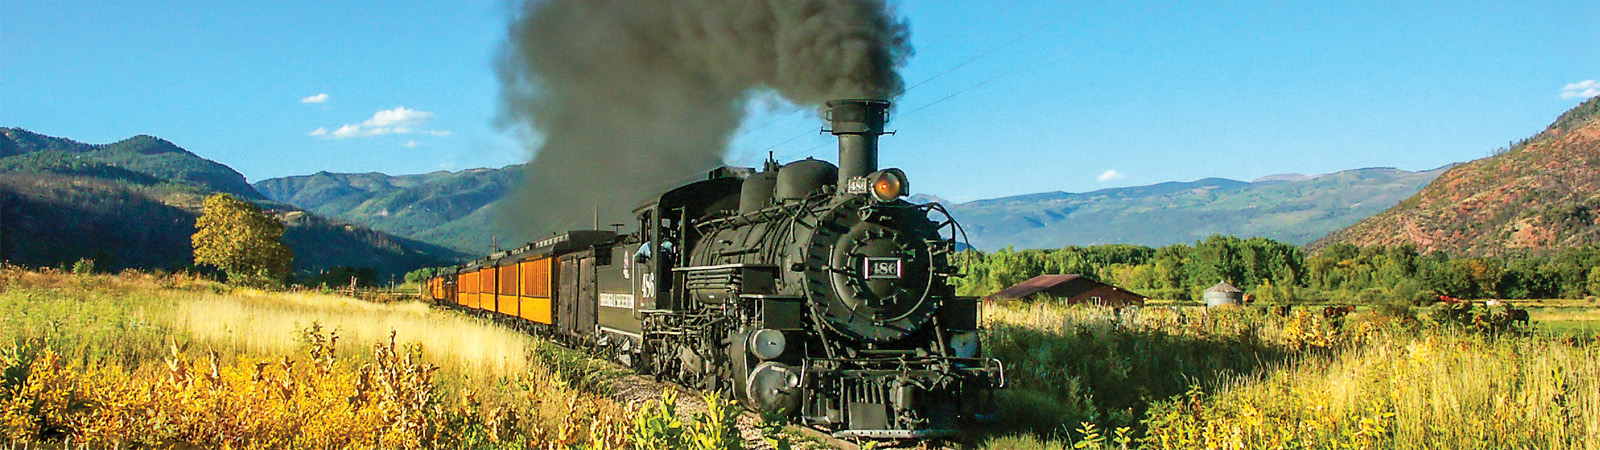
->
[864, 257, 902, 279]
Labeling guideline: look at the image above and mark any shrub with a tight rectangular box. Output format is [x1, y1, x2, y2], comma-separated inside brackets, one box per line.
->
[70, 259, 95, 275]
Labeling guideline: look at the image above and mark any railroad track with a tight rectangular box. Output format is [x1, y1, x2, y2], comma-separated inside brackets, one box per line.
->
[441, 302, 959, 450]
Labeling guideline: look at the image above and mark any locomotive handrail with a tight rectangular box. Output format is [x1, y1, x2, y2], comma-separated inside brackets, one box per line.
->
[987, 357, 1007, 389]
[670, 263, 777, 272]
[737, 293, 802, 299]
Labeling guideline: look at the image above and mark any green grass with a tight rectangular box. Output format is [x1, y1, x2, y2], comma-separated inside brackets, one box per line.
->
[974, 300, 1600, 449]
[0, 270, 192, 369]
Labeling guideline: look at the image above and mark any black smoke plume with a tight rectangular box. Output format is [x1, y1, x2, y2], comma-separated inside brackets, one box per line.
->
[495, 0, 911, 241]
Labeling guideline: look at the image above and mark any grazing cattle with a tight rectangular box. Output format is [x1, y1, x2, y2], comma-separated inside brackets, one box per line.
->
[1271, 305, 1292, 317]
[1506, 308, 1530, 326]
[1322, 305, 1356, 320]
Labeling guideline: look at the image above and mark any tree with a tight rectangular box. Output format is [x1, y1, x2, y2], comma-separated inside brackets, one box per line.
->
[192, 193, 292, 282]
[404, 267, 439, 284]
[1588, 266, 1600, 297]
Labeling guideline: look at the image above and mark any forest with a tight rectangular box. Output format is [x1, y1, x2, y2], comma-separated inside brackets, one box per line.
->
[954, 235, 1600, 303]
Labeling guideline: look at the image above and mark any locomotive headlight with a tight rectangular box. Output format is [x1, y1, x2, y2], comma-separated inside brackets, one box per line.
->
[869, 168, 909, 202]
[949, 331, 981, 358]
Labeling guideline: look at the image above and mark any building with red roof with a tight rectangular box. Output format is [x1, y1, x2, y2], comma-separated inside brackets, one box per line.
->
[984, 274, 1146, 307]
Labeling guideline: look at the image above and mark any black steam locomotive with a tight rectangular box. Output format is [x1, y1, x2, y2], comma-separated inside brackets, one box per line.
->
[424, 99, 1003, 438]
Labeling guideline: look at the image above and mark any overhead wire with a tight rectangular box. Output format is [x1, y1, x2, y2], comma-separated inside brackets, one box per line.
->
[723, 0, 1053, 165]
[760, 0, 1130, 165]
[890, 0, 1182, 124]
[516, 1, 1181, 237]
[891, 0, 1098, 98]
[598, 0, 1180, 201]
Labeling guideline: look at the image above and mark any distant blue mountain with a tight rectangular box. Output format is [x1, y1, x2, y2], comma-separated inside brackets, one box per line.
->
[940, 167, 1448, 250]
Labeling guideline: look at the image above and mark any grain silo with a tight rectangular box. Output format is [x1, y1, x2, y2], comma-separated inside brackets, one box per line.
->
[1203, 281, 1244, 308]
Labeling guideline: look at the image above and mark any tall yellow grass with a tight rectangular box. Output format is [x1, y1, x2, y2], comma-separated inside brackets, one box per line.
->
[1145, 330, 1600, 449]
[176, 289, 535, 377]
[1, 268, 754, 449]
[980, 299, 1600, 449]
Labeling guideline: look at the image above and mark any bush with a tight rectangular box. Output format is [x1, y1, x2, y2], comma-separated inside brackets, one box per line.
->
[70, 258, 95, 275]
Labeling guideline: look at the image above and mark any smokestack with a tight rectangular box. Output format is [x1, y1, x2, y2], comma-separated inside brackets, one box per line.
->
[828, 99, 890, 187]
[496, 0, 910, 238]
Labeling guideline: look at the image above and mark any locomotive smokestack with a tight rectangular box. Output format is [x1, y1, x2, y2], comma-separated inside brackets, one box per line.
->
[828, 99, 891, 187]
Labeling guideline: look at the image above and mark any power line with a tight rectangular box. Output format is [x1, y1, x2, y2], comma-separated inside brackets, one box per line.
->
[726, 0, 1035, 148]
[891, 0, 1182, 124]
[908, 0, 1025, 55]
[893, 0, 1100, 97]
[630, 0, 1180, 187]
[738, 0, 1102, 160]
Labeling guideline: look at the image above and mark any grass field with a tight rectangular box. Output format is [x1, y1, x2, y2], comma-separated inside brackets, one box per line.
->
[0, 267, 751, 449]
[976, 299, 1600, 449]
[6, 267, 1599, 449]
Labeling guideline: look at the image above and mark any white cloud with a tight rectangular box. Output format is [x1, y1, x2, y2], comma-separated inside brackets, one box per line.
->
[300, 93, 330, 104]
[363, 107, 433, 127]
[1097, 169, 1126, 182]
[330, 124, 367, 139]
[310, 106, 451, 139]
[402, 140, 420, 148]
[1561, 80, 1600, 100]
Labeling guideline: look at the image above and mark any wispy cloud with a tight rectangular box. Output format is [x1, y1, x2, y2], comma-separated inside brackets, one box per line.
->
[1097, 169, 1126, 182]
[331, 125, 369, 139]
[300, 93, 330, 104]
[363, 107, 432, 127]
[1561, 80, 1599, 100]
[402, 140, 420, 148]
[310, 107, 451, 139]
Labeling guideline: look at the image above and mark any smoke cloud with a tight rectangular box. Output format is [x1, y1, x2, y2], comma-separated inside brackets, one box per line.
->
[495, 0, 911, 241]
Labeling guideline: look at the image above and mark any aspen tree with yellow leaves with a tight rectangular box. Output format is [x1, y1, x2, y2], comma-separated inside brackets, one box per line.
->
[191, 193, 293, 284]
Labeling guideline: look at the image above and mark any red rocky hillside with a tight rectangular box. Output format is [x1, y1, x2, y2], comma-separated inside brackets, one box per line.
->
[1313, 96, 1600, 255]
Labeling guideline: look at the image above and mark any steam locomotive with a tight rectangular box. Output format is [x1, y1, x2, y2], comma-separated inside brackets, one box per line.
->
[424, 99, 1003, 438]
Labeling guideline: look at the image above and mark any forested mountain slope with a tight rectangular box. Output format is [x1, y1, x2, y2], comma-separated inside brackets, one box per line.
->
[0, 128, 466, 278]
[255, 167, 521, 254]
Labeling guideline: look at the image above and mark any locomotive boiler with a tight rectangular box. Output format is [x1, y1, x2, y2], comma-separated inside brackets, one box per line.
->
[426, 99, 1002, 439]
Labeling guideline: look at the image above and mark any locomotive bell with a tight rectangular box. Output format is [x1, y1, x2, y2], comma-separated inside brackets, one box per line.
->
[828, 99, 890, 189]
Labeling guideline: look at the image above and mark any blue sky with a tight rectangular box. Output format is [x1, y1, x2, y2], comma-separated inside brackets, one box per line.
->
[4, 0, 1597, 202]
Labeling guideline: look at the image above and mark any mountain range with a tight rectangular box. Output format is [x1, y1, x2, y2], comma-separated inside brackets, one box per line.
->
[1315, 96, 1600, 255]
[254, 162, 1444, 253]
[16, 96, 1593, 268]
[0, 128, 466, 280]
[944, 167, 1448, 250]
[254, 167, 521, 254]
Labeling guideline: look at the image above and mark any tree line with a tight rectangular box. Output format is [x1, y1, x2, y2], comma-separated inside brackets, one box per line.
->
[954, 235, 1600, 303]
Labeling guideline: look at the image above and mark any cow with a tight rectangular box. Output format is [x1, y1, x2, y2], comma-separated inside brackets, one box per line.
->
[1322, 305, 1356, 320]
[1271, 305, 1292, 317]
[1506, 308, 1530, 326]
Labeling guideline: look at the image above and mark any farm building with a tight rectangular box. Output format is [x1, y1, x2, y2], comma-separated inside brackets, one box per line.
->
[1203, 281, 1244, 308]
[984, 274, 1146, 307]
